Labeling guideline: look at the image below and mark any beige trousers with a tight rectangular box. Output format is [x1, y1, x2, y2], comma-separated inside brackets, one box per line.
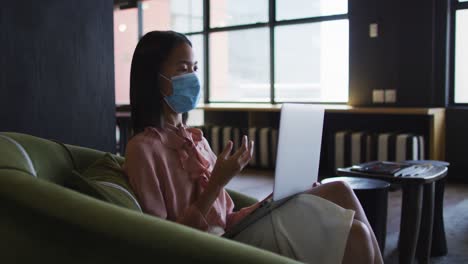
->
[233, 194, 355, 264]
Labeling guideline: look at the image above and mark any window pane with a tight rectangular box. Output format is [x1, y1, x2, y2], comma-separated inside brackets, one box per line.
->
[275, 20, 349, 102]
[209, 28, 270, 102]
[276, 0, 347, 21]
[114, 8, 139, 105]
[455, 10, 468, 103]
[187, 34, 205, 103]
[210, 0, 268, 28]
[142, 0, 203, 34]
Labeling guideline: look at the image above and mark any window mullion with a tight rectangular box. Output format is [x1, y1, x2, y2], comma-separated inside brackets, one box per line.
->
[204, 0, 210, 103]
[137, 1, 143, 39]
[269, 0, 276, 104]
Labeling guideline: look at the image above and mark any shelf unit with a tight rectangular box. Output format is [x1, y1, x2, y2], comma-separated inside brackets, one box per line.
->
[198, 104, 446, 175]
[116, 104, 445, 176]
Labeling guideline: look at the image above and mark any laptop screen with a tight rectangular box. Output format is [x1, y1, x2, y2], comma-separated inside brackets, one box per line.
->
[273, 104, 325, 201]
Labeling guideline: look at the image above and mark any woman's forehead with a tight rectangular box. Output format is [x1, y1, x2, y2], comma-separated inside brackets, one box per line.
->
[168, 43, 195, 63]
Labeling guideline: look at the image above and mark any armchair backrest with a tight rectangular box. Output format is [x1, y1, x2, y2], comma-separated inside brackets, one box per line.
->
[0, 132, 121, 186]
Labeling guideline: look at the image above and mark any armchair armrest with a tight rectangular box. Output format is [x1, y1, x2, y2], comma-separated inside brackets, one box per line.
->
[0, 171, 300, 264]
[226, 188, 259, 211]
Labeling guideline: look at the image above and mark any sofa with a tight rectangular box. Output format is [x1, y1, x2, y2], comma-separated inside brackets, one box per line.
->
[0, 132, 300, 264]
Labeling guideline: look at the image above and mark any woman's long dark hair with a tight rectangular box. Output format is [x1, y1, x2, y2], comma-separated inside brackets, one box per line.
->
[130, 31, 191, 134]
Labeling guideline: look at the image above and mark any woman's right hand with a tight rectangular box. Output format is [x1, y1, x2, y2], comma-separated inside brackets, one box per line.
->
[209, 135, 254, 190]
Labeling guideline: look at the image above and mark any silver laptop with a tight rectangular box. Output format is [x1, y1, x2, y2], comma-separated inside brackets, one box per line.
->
[223, 103, 325, 238]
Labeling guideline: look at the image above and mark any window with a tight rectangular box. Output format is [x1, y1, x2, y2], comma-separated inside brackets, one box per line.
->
[454, 2, 468, 103]
[209, 28, 270, 102]
[114, 8, 138, 105]
[206, 0, 348, 103]
[210, 0, 268, 28]
[275, 20, 348, 102]
[114, 0, 349, 104]
[276, 0, 347, 21]
[142, 0, 203, 34]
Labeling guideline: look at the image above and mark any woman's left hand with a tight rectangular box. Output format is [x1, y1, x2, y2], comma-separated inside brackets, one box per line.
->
[312, 181, 321, 188]
[209, 135, 254, 190]
[195, 136, 254, 215]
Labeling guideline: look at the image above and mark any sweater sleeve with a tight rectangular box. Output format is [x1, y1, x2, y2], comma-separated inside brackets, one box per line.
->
[124, 137, 168, 218]
[124, 136, 210, 231]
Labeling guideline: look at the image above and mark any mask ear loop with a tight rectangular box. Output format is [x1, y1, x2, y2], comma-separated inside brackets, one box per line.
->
[159, 73, 171, 82]
[159, 73, 172, 99]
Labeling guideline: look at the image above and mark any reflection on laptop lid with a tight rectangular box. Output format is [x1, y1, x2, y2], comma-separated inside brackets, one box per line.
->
[273, 104, 325, 201]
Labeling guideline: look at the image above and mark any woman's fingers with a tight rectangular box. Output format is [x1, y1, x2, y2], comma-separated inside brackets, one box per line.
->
[218, 141, 233, 159]
[239, 140, 254, 165]
[241, 135, 248, 151]
[227, 136, 254, 170]
[232, 135, 248, 159]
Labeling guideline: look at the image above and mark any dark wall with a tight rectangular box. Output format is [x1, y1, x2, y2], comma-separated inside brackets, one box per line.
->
[349, 0, 468, 181]
[0, 0, 115, 152]
[446, 109, 468, 181]
[349, 0, 448, 107]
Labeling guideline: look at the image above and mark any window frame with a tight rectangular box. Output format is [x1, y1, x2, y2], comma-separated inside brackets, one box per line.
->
[133, 0, 349, 104]
[450, 0, 468, 105]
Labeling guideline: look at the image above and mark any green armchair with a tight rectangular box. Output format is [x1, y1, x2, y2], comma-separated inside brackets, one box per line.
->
[0, 132, 299, 263]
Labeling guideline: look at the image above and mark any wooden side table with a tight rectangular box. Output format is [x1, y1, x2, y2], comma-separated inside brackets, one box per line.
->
[336, 165, 448, 264]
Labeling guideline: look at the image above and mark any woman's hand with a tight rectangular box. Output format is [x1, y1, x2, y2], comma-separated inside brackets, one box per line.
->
[195, 135, 254, 215]
[312, 181, 321, 188]
[209, 135, 254, 189]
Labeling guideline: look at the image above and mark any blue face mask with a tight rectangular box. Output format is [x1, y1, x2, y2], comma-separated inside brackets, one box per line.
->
[160, 72, 201, 113]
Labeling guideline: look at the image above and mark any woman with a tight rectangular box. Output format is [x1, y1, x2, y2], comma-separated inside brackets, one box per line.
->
[124, 30, 383, 264]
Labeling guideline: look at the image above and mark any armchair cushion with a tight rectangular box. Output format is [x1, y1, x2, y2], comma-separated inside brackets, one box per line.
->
[66, 153, 141, 212]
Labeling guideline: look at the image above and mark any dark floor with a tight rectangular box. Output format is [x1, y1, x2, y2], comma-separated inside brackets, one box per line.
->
[226, 170, 468, 264]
